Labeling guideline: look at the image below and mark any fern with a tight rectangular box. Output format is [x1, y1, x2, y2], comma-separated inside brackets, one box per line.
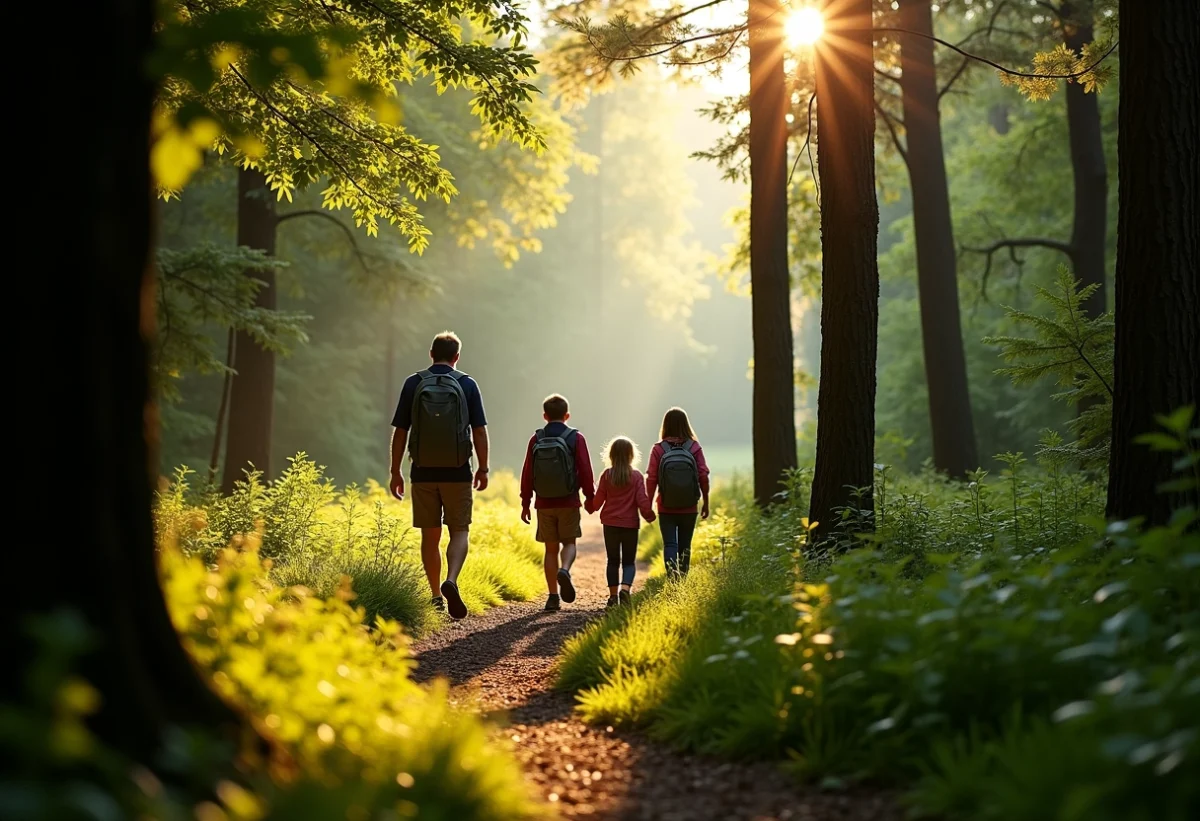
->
[984, 268, 1113, 467]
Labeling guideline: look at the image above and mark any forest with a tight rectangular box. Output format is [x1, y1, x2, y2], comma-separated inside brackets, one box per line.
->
[9, 1, 1198, 820]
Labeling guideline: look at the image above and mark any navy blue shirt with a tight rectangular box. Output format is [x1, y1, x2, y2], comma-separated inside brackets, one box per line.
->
[392, 364, 487, 483]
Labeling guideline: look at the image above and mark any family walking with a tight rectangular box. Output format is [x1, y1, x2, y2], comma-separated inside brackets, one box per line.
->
[389, 331, 711, 620]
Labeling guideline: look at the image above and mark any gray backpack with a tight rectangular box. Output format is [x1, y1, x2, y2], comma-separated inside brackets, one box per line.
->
[409, 369, 473, 468]
[658, 439, 700, 508]
[532, 427, 578, 498]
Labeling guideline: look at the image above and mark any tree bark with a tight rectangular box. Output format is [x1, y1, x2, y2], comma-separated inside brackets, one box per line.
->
[1061, 1, 1108, 320]
[809, 0, 880, 537]
[748, 0, 799, 507]
[210, 328, 236, 482]
[221, 168, 278, 493]
[30, 0, 247, 760]
[898, 0, 979, 479]
[1107, 0, 1200, 524]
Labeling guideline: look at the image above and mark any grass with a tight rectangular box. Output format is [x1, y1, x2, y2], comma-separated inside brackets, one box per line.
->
[155, 454, 544, 635]
[557, 428, 1200, 819]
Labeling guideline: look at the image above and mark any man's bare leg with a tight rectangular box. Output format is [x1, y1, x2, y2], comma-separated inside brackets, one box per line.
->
[543, 541, 561, 594]
[420, 526, 443, 597]
[445, 527, 469, 585]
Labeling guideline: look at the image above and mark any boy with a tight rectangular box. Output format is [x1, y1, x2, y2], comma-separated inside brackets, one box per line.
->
[520, 394, 595, 612]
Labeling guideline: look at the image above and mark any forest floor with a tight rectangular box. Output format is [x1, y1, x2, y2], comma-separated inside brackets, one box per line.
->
[411, 521, 900, 821]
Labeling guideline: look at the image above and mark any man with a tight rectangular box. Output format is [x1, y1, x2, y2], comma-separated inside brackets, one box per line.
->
[389, 331, 489, 620]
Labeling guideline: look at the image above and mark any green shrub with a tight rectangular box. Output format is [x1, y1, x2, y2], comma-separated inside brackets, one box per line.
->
[155, 456, 543, 634]
[558, 436, 1199, 816]
[2, 546, 539, 821]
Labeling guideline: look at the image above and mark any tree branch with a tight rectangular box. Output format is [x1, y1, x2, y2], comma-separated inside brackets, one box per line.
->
[276, 208, 373, 271]
[875, 100, 908, 167]
[229, 65, 400, 217]
[873, 26, 1117, 81]
[938, 56, 971, 101]
[963, 237, 1074, 301]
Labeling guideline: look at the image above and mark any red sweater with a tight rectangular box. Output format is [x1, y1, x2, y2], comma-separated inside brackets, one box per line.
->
[645, 438, 711, 515]
[520, 424, 596, 509]
[591, 468, 655, 528]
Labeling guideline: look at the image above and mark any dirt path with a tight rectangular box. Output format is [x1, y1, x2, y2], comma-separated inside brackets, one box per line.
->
[411, 521, 898, 821]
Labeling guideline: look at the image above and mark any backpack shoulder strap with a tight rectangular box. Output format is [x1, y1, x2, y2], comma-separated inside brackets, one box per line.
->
[417, 369, 434, 380]
[660, 439, 675, 452]
[535, 428, 547, 442]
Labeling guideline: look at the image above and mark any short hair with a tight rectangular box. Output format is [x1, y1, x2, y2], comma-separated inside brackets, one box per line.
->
[430, 331, 461, 362]
[543, 394, 569, 420]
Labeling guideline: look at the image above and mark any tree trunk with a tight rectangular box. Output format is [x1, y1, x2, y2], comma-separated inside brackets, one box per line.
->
[809, 0, 880, 538]
[1107, 0, 1200, 524]
[221, 168, 278, 493]
[31, 0, 247, 760]
[987, 103, 1011, 135]
[1062, 2, 1108, 320]
[210, 328, 236, 482]
[898, 0, 979, 479]
[747, 0, 799, 507]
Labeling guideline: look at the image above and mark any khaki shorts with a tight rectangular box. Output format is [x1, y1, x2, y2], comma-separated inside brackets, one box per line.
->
[536, 507, 582, 544]
[411, 482, 473, 530]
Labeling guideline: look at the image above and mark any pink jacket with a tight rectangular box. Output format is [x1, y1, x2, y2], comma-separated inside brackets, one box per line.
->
[646, 439, 711, 515]
[591, 468, 655, 528]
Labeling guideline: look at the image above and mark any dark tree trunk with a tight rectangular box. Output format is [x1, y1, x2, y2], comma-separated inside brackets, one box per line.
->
[221, 168, 278, 493]
[987, 103, 1011, 135]
[210, 328, 236, 482]
[1062, 2, 1108, 320]
[1107, 0, 1200, 524]
[809, 0, 880, 537]
[32, 0, 247, 760]
[747, 0, 799, 507]
[898, 0, 979, 478]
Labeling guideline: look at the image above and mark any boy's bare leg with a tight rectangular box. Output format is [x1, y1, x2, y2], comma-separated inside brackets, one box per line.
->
[445, 528, 469, 585]
[543, 542, 561, 593]
[559, 541, 577, 573]
[420, 527, 443, 597]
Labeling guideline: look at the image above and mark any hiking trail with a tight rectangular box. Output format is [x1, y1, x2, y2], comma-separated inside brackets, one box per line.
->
[411, 520, 899, 821]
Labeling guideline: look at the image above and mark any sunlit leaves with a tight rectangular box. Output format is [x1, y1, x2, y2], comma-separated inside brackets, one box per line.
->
[1000, 37, 1117, 101]
[152, 0, 550, 245]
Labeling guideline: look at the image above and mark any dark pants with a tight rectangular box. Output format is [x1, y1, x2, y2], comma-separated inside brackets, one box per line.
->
[603, 525, 639, 587]
[659, 513, 698, 578]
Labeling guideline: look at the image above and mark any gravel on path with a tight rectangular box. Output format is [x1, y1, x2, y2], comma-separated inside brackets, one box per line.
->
[411, 521, 899, 821]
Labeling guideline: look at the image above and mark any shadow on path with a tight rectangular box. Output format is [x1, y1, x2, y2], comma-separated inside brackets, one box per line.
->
[411, 523, 899, 821]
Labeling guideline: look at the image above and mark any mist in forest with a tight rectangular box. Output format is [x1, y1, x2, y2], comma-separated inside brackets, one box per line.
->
[159, 77, 758, 483]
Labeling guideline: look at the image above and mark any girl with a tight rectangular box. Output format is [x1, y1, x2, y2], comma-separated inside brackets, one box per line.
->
[645, 407, 711, 580]
[588, 436, 655, 608]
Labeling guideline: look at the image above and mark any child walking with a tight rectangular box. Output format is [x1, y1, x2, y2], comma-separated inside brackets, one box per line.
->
[587, 437, 655, 608]
[646, 407, 710, 581]
[520, 394, 596, 611]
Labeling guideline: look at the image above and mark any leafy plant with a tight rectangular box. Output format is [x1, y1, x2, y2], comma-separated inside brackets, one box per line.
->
[985, 268, 1114, 467]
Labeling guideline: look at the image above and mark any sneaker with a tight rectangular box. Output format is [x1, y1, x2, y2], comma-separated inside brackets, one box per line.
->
[544, 594, 562, 612]
[557, 569, 576, 604]
[606, 595, 619, 609]
[619, 589, 632, 607]
[440, 580, 468, 621]
[431, 596, 446, 613]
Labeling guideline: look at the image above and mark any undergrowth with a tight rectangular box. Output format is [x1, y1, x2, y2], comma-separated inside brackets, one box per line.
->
[2, 541, 538, 821]
[558, 412, 1200, 820]
[155, 455, 543, 634]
